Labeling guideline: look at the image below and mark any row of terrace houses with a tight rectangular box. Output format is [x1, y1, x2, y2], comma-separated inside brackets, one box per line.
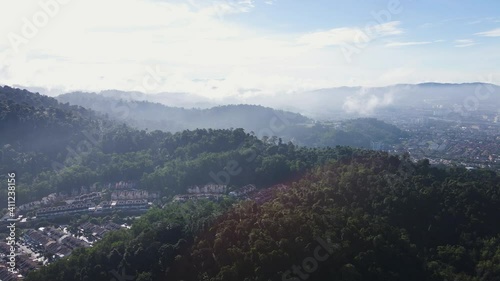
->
[36, 203, 95, 218]
[111, 190, 158, 200]
[229, 184, 257, 197]
[173, 193, 225, 202]
[0, 265, 18, 281]
[79, 222, 122, 239]
[187, 184, 227, 194]
[111, 199, 149, 210]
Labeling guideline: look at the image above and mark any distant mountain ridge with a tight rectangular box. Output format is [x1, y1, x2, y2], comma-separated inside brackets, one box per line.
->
[0, 85, 413, 206]
[0, 86, 108, 155]
[57, 91, 312, 133]
[274, 82, 500, 118]
[56, 90, 408, 150]
[48, 82, 500, 120]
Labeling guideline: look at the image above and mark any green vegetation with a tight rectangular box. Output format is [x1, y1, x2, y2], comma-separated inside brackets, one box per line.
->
[56, 91, 408, 149]
[57, 91, 311, 133]
[280, 118, 408, 148]
[26, 152, 500, 281]
[189, 155, 500, 281]
[3, 87, 499, 281]
[26, 199, 232, 281]
[1, 86, 399, 203]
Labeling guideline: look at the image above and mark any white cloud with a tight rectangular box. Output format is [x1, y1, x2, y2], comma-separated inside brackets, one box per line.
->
[475, 28, 500, 37]
[371, 21, 404, 36]
[343, 87, 394, 115]
[0, 0, 299, 96]
[297, 21, 403, 48]
[0, 1, 498, 99]
[467, 20, 482, 25]
[385, 41, 431, 47]
[419, 23, 434, 28]
[1, 0, 363, 98]
[454, 39, 476, 48]
[467, 17, 500, 25]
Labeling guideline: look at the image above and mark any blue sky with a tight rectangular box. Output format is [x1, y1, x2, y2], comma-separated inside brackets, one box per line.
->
[0, 0, 499, 98]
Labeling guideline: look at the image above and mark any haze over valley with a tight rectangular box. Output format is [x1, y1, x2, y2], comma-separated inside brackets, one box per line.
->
[1, 1, 500, 281]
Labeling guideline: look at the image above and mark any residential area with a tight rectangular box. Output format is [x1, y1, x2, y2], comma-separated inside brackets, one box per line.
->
[0, 181, 265, 279]
[376, 107, 499, 171]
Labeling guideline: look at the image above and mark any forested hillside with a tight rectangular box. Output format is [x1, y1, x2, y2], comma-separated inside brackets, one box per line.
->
[56, 91, 408, 149]
[3, 87, 499, 281]
[280, 118, 408, 148]
[0, 87, 360, 203]
[0, 86, 106, 157]
[26, 152, 500, 281]
[0, 87, 407, 202]
[189, 155, 500, 281]
[57, 91, 311, 133]
[0, 86, 116, 202]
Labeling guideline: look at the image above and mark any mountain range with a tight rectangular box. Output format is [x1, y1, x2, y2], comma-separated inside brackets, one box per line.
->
[37, 82, 498, 119]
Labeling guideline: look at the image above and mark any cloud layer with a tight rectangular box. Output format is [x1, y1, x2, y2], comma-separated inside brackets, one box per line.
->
[0, 0, 499, 98]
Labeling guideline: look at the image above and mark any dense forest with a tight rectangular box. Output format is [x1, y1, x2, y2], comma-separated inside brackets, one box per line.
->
[56, 91, 408, 148]
[26, 152, 500, 281]
[2, 86, 499, 281]
[56, 91, 311, 133]
[0, 87, 405, 203]
[281, 118, 408, 148]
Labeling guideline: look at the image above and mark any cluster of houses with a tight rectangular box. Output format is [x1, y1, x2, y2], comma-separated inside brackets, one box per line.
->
[0, 243, 37, 280]
[229, 184, 257, 197]
[187, 184, 227, 194]
[111, 199, 150, 211]
[0, 264, 19, 281]
[17, 193, 61, 213]
[16, 181, 148, 217]
[18, 201, 41, 212]
[111, 190, 159, 200]
[36, 203, 95, 218]
[173, 184, 228, 202]
[36, 199, 151, 218]
[0, 221, 126, 279]
[17, 189, 100, 214]
[23, 228, 88, 259]
[173, 184, 259, 202]
[71, 192, 102, 202]
[78, 222, 121, 240]
[173, 193, 225, 202]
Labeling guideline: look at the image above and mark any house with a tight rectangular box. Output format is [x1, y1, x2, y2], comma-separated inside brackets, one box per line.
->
[173, 193, 224, 202]
[229, 184, 257, 197]
[36, 203, 95, 218]
[0, 266, 17, 281]
[112, 199, 149, 210]
[111, 190, 157, 200]
[187, 184, 227, 194]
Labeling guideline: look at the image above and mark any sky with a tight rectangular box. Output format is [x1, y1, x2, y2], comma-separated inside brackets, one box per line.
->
[0, 0, 499, 98]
